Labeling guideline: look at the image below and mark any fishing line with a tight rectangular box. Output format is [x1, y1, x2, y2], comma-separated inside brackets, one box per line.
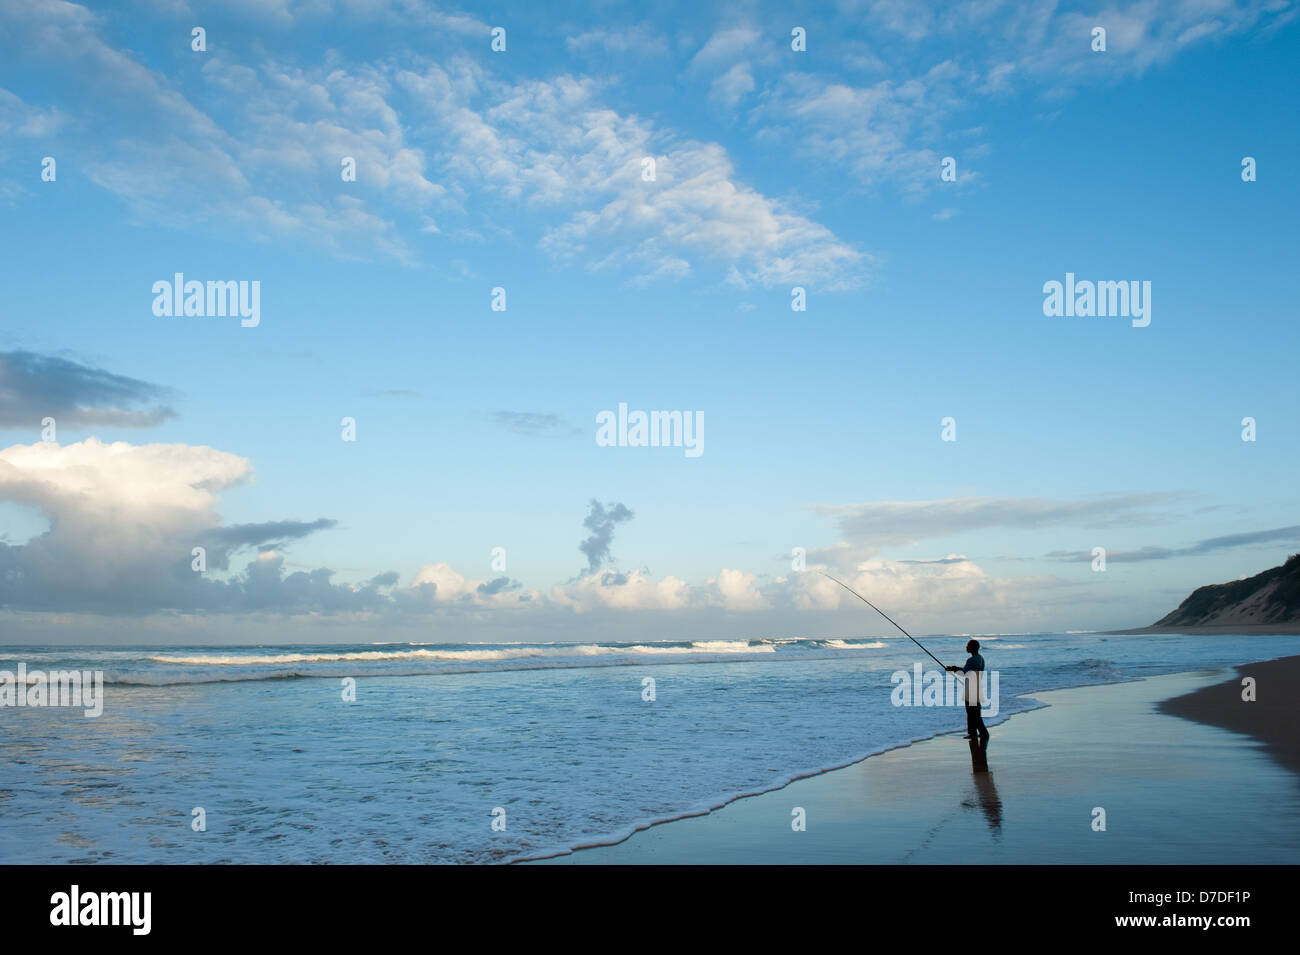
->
[817, 570, 948, 669]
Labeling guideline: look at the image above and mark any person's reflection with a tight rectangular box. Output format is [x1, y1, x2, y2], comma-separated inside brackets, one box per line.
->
[966, 738, 1002, 836]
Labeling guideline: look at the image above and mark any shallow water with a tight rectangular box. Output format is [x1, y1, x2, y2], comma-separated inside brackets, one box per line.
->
[3, 632, 1299, 863]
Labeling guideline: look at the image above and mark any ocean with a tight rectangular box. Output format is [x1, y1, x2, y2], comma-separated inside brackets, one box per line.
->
[3, 631, 1298, 864]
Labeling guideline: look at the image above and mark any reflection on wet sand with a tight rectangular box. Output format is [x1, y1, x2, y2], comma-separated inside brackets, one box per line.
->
[965, 737, 1003, 837]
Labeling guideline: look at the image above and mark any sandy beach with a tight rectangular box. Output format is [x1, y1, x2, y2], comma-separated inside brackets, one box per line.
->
[531, 659, 1300, 864]
[1158, 654, 1300, 775]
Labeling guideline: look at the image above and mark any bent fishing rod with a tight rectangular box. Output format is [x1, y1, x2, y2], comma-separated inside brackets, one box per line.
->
[817, 571, 948, 669]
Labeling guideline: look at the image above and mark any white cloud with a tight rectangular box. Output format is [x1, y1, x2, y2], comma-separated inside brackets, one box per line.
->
[761, 60, 972, 194]
[0, 438, 247, 516]
[4, 4, 865, 284]
[405, 561, 540, 608]
[690, 26, 762, 68]
[782, 554, 1021, 620]
[0, 438, 249, 601]
[755, 0, 1292, 192]
[200, 57, 444, 206]
[706, 568, 770, 611]
[710, 63, 755, 106]
[538, 134, 867, 287]
[7, 0, 1289, 265]
[0, 438, 391, 613]
[551, 569, 693, 612]
[0, 1, 451, 263]
[401, 63, 868, 287]
[0, 439, 1080, 631]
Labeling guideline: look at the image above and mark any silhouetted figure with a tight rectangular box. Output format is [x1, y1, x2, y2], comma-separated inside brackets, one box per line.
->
[947, 639, 990, 752]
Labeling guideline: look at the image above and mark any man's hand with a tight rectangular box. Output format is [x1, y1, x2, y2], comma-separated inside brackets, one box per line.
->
[945, 665, 960, 673]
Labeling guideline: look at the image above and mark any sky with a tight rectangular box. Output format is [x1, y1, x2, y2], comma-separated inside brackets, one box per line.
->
[1, 0, 1297, 644]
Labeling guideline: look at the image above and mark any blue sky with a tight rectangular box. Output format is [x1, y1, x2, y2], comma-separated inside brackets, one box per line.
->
[1, 0, 1297, 643]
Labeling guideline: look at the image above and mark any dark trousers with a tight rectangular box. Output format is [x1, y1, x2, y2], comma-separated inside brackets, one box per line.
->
[965, 704, 989, 741]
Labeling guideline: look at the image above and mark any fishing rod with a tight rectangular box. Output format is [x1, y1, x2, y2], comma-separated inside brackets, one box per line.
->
[817, 570, 948, 669]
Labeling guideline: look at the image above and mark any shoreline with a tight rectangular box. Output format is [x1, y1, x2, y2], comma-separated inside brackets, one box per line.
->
[531, 657, 1300, 864]
[1157, 654, 1300, 775]
[508, 701, 1051, 864]
[511, 666, 1154, 864]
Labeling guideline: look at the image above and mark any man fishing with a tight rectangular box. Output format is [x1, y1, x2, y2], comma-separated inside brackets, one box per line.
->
[817, 571, 992, 752]
[947, 639, 990, 746]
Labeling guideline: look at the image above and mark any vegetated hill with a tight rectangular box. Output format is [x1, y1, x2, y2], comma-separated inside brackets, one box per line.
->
[1154, 554, 1300, 627]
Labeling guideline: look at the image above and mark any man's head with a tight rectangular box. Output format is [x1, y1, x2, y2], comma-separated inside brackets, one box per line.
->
[966, 639, 980, 654]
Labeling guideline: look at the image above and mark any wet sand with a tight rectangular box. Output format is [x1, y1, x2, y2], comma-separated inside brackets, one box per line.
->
[1158, 654, 1300, 775]
[530, 666, 1300, 864]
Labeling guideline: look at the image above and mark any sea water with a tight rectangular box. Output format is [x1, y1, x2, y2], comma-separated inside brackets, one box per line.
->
[2, 632, 1297, 863]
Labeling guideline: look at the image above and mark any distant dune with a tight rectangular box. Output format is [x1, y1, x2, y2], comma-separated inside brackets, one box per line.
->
[1110, 554, 1300, 635]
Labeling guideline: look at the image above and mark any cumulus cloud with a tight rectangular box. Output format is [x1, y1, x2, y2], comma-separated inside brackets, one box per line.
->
[0, 434, 1076, 632]
[0, 437, 246, 611]
[778, 553, 1038, 622]
[0, 438, 382, 613]
[0, 434, 555, 616]
[541, 551, 1051, 626]
[551, 568, 692, 612]
[0, 351, 177, 430]
[0, 438, 777, 619]
[705, 567, 769, 611]
[398, 561, 536, 609]
[578, 499, 635, 573]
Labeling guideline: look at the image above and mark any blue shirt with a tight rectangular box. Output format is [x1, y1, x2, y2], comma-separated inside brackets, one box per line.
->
[960, 653, 985, 705]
